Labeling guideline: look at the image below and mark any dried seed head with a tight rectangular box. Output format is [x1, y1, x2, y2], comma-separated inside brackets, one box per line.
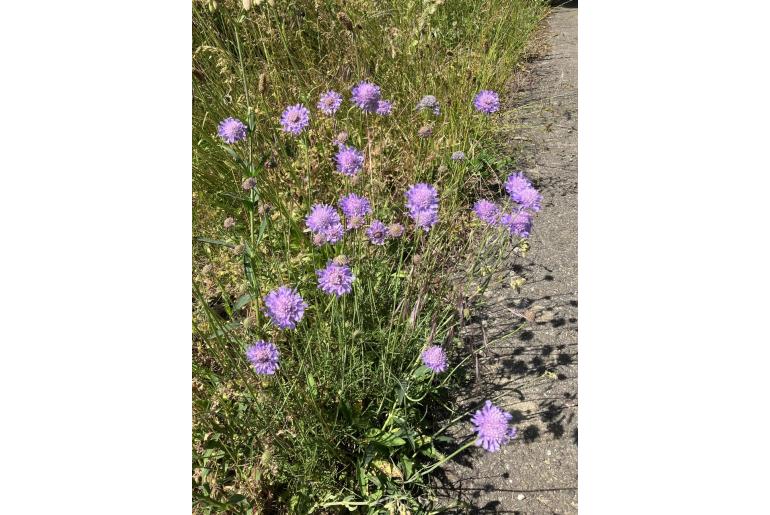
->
[201, 264, 213, 275]
[223, 217, 236, 229]
[242, 316, 255, 329]
[232, 243, 245, 255]
[412, 254, 422, 265]
[417, 125, 433, 138]
[258, 72, 267, 93]
[437, 164, 448, 174]
[313, 233, 327, 246]
[334, 131, 348, 146]
[257, 203, 271, 216]
[337, 12, 354, 31]
[242, 177, 258, 190]
[333, 255, 350, 266]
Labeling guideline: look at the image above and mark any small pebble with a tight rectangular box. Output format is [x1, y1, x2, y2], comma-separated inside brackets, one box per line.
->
[517, 494, 525, 501]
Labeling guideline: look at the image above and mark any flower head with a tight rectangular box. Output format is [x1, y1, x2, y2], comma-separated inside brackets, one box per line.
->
[223, 217, 236, 229]
[263, 286, 307, 330]
[242, 177, 258, 190]
[451, 151, 466, 161]
[333, 131, 349, 146]
[366, 220, 388, 245]
[280, 104, 310, 135]
[387, 222, 405, 239]
[321, 222, 345, 244]
[416, 95, 441, 116]
[500, 210, 533, 238]
[351, 81, 381, 113]
[335, 144, 365, 177]
[473, 90, 500, 114]
[405, 183, 439, 214]
[316, 260, 355, 296]
[473, 199, 500, 225]
[317, 90, 343, 116]
[421, 345, 447, 373]
[339, 193, 372, 220]
[504, 172, 533, 199]
[306, 204, 341, 233]
[246, 341, 280, 375]
[417, 125, 433, 138]
[511, 186, 542, 212]
[376, 99, 393, 116]
[471, 400, 517, 452]
[217, 117, 248, 144]
[412, 208, 439, 231]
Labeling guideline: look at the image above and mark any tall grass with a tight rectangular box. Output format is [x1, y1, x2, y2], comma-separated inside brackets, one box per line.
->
[192, 0, 547, 512]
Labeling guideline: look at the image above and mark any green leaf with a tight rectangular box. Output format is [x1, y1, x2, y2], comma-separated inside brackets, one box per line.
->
[195, 237, 235, 248]
[233, 293, 253, 311]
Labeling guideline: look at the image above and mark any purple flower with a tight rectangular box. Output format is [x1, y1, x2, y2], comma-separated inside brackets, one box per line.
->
[412, 208, 439, 231]
[306, 204, 341, 233]
[280, 104, 310, 135]
[317, 90, 343, 115]
[511, 186, 542, 212]
[504, 172, 533, 199]
[471, 400, 517, 452]
[451, 151, 466, 161]
[351, 81, 382, 112]
[473, 199, 500, 225]
[416, 95, 440, 116]
[421, 345, 447, 373]
[316, 260, 355, 296]
[246, 340, 280, 375]
[473, 90, 500, 114]
[217, 117, 248, 144]
[500, 210, 533, 238]
[339, 193, 372, 219]
[321, 222, 345, 244]
[386, 222, 404, 239]
[335, 144, 365, 177]
[376, 100, 393, 116]
[366, 220, 388, 245]
[263, 286, 308, 330]
[405, 183, 439, 214]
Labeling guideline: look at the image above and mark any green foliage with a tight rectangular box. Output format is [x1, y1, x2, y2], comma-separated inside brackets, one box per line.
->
[192, 0, 546, 513]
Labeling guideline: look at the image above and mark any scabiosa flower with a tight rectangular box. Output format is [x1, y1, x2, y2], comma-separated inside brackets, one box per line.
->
[317, 90, 343, 115]
[339, 193, 372, 220]
[405, 183, 439, 214]
[473, 199, 500, 225]
[416, 95, 440, 115]
[511, 186, 542, 212]
[500, 210, 533, 238]
[322, 222, 345, 244]
[376, 99, 393, 116]
[471, 400, 517, 452]
[366, 220, 388, 245]
[223, 217, 236, 229]
[473, 90, 500, 114]
[246, 340, 280, 375]
[412, 208, 439, 231]
[387, 222, 405, 239]
[504, 172, 533, 199]
[217, 117, 248, 144]
[280, 104, 310, 135]
[421, 345, 447, 373]
[316, 260, 355, 296]
[242, 177, 258, 190]
[335, 144, 365, 177]
[451, 151, 466, 161]
[263, 286, 308, 330]
[351, 81, 381, 112]
[306, 204, 341, 234]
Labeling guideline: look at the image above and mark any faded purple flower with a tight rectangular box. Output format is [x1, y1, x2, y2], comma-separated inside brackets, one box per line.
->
[412, 208, 439, 231]
[317, 90, 343, 115]
[217, 117, 248, 144]
[500, 210, 533, 238]
[335, 144, 365, 177]
[471, 400, 517, 452]
[451, 151, 466, 161]
[511, 186, 542, 212]
[333, 131, 349, 146]
[316, 260, 355, 296]
[405, 183, 439, 214]
[246, 340, 280, 375]
[473, 199, 500, 225]
[263, 286, 308, 330]
[242, 177, 258, 190]
[223, 217, 236, 229]
[366, 220, 388, 245]
[387, 222, 404, 239]
[417, 125, 433, 138]
[280, 104, 310, 135]
[351, 81, 381, 113]
[504, 172, 533, 200]
[376, 100, 393, 116]
[473, 90, 500, 114]
[421, 345, 447, 373]
[416, 95, 440, 116]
